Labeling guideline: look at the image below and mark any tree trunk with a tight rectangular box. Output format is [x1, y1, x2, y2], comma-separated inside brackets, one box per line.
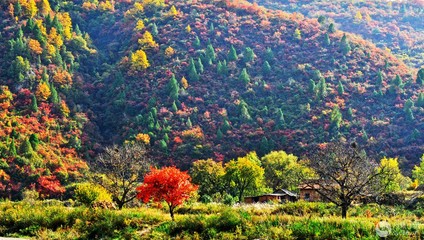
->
[117, 201, 124, 210]
[341, 204, 348, 218]
[169, 206, 175, 221]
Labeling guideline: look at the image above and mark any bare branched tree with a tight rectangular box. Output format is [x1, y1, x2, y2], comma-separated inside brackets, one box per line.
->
[94, 143, 151, 209]
[308, 142, 393, 218]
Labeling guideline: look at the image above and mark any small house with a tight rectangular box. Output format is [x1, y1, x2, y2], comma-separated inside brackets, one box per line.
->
[244, 189, 297, 203]
[298, 184, 321, 202]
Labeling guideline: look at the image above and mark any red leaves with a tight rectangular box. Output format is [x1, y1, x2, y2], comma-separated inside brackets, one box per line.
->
[37, 175, 66, 198]
[136, 166, 198, 208]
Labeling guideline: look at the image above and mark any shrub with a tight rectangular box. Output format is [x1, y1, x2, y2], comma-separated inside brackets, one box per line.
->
[74, 182, 112, 207]
[223, 194, 237, 206]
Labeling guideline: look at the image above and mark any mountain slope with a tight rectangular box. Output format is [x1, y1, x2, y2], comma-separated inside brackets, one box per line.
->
[73, 0, 423, 169]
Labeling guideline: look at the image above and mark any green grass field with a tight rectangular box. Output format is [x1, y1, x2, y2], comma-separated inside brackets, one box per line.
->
[1, 200, 423, 239]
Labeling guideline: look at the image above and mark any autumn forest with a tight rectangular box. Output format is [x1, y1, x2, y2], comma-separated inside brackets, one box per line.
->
[0, 0, 423, 239]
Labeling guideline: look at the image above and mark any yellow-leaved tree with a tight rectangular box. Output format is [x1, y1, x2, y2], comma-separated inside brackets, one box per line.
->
[28, 39, 43, 55]
[130, 50, 150, 71]
[36, 82, 51, 101]
[164, 46, 175, 57]
[135, 20, 145, 31]
[138, 31, 158, 49]
[57, 13, 72, 40]
[40, 0, 52, 16]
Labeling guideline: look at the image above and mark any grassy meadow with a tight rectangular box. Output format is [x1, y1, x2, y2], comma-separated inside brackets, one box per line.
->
[1, 200, 424, 239]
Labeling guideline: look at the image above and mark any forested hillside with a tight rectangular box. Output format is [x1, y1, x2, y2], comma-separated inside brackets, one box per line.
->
[0, 0, 423, 198]
[249, 0, 424, 68]
[70, 0, 423, 168]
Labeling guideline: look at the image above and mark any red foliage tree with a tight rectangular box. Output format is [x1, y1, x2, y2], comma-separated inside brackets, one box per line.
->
[36, 175, 66, 198]
[136, 166, 198, 221]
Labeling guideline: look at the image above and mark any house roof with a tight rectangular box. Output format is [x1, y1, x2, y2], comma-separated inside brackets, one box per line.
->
[245, 189, 298, 198]
[298, 184, 321, 190]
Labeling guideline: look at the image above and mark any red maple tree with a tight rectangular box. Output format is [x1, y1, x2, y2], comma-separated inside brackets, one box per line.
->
[136, 166, 198, 221]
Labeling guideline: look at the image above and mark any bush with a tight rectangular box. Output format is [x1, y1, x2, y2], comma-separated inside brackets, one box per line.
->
[200, 194, 213, 203]
[74, 182, 112, 207]
[223, 194, 237, 206]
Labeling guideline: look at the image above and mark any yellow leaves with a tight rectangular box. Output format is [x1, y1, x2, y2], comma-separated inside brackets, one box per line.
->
[28, 39, 43, 55]
[0, 86, 13, 111]
[181, 76, 188, 89]
[40, 0, 52, 16]
[135, 133, 150, 145]
[35, 19, 47, 37]
[82, 2, 97, 10]
[168, 5, 179, 18]
[354, 11, 363, 21]
[36, 82, 51, 101]
[134, 2, 145, 12]
[164, 46, 175, 57]
[48, 27, 63, 49]
[99, 0, 114, 12]
[57, 12, 72, 40]
[46, 43, 56, 56]
[186, 25, 191, 33]
[60, 100, 70, 117]
[20, 0, 38, 18]
[53, 69, 72, 86]
[138, 31, 158, 49]
[135, 20, 145, 31]
[130, 49, 150, 71]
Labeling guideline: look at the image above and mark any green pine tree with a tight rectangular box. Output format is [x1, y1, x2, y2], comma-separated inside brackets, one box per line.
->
[323, 33, 330, 46]
[262, 61, 271, 75]
[187, 58, 199, 82]
[228, 45, 238, 61]
[239, 68, 250, 85]
[168, 74, 180, 101]
[19, 138, 34, 156]
[417, 92, 424, 108]
[328, 23, 336, 33]
[30, 94, 38, 112]
[416, 68, 424, 85]
[337, 81, 344, 95]
[243, 47, 254, 63]
[9, 138, 17, 157]
[151, 23, 158, 36]
[29, 133, 40, 150]
[340, 34, 351, 55]
[197, 58, 204, 74]
[193, 36, 201, 48]
[206, 43, 216, 62]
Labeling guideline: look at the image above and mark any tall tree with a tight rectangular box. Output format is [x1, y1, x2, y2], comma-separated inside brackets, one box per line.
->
[167, 74, 180, 101]
[228, 45, 238, 61]
[136, 166, 198, 221]
[262, 151, 315, 191]
[225, 152, 265, 202]
[190, 159, 225, 197]
[412, 155, 424, 184]
[308, 142, 395, 218]
[94, 143, 151, 209]
[340, 34, 351, 55]
[417, 68, 424, 85]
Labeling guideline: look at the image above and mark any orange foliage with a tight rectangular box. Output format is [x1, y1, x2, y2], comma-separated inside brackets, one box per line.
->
[53, 69, 72, 85]
[48, 27, 64, 49]
[182, 126, 204, 140]
[181, 76, 188, 89]
[28, 39, 43, 55]
[36, 82, 51, 101]
[164, 46, 175, 57]
[135, 133, 150, 144]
